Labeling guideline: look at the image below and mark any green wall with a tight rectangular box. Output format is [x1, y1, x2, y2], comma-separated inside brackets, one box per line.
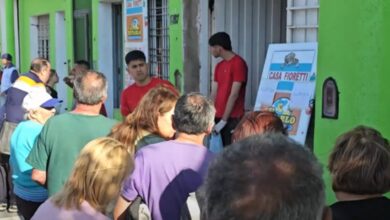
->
[18, 0, 73, 72]
[169, 0, 183, 92]
[92, 0, 99, 69]
[3, 0, 15, 57]
[314, 0, 390, 204]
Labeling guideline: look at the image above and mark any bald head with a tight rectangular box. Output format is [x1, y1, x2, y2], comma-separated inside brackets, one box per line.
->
[73, 70, 107, 105]
[30, 58, 51, 83]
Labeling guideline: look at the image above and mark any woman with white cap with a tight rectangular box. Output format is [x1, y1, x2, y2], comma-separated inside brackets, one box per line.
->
[9, 90, 61, 219]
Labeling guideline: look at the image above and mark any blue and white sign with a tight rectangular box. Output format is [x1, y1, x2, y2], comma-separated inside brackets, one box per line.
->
[254, 43, 318, 144]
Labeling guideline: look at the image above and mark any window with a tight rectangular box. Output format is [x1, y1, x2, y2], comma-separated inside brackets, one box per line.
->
[38, 15, 50, 60]
[148, 0, 169, 80]
[286, 0, 319, 42]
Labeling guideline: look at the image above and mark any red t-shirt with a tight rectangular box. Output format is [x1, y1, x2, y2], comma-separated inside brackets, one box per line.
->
[120, 77, 177, 117]
[214, 55, 247, 118]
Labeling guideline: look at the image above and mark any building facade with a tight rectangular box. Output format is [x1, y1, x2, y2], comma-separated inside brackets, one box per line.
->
[314, 0, 390, 202]
[5, 0, 390, 204]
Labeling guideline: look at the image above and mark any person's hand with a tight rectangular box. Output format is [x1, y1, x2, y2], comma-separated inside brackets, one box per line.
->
[63, 75, 75, 88]
[213, 120, 227, 133]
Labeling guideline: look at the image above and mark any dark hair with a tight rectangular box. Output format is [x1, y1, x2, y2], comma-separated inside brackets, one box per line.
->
[73, 70, 107, 105]
[109, 86, 179, 154]
[125, 50, 146, 65]
[75, 60, 90, 69]
[1, 53, 12, 61]
[208, 32, 232, 51]
[232, 111, 287, 142]
[173, 93, 215, 135]
[202, 134, 324, 220]
[30, 58, 50, 73]
[329, 125, 390, 195]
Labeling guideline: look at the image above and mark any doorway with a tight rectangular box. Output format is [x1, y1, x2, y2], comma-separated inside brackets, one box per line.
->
[55, 11, 68, 113]
[112, 4, 123, 109]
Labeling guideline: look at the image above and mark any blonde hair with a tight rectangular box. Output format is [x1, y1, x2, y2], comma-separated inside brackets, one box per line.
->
[52, 137, 133, 213]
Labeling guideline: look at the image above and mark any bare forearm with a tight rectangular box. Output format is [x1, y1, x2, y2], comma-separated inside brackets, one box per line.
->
[31, 169, 47, 186]
[114, 196, 132, 220]
[222, 93, 239, 121]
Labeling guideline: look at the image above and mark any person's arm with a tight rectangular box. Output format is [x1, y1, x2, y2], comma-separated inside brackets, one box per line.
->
[115, 151, 145, 219]
[214, 59, 247, 132]
[26, 122, 51, 187]
[10, 70, 19, 83]
[210, 81, 218, 103]
[214, 82, 242, 133]
[63, 74, 75, 88]
[113, 196, 133, 220]
[31, 169, 47, 186]
[221, 82, 243, 121]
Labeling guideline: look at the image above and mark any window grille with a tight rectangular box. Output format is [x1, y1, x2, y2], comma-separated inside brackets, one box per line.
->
[286, 0, 319, 42]
[38, 15, 50, 60]
[148, 0, 169, 80]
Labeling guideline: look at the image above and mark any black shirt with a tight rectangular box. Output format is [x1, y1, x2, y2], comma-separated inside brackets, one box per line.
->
[331, 196, 390, 220]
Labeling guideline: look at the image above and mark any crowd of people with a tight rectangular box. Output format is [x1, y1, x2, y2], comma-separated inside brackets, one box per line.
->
[0, 32, 388, 220]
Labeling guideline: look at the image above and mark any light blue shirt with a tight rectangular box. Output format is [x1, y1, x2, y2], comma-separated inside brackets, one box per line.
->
[10, 120, 48, 202]
[1, 64, 18, 93]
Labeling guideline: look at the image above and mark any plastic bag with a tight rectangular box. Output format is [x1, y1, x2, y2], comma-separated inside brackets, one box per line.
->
[208, 133, 223, 153]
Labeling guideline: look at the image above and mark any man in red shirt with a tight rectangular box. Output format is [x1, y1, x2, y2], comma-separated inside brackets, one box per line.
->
[209, 32, 248, 146]
[120, 50, 177, 117]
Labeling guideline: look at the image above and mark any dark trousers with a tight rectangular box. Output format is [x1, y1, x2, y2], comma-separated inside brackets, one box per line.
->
[215, 117, 241, 147]
[0, 153, 15, 206]
[15, 195, 43, 220]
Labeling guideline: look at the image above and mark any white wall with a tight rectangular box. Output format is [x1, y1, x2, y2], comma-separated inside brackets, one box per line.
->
[198, 0, 210, 95]
[98, 2, 114, 117]
[29, 16, 39, 60]
[55, 11, 68, 112]
[0, 0, 7, 53]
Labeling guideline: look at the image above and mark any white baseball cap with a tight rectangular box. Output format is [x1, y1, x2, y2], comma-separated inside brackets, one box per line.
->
[22, 90, 62, 111]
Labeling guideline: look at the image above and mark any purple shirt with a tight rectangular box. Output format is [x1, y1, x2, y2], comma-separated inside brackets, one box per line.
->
[32, 199, 109, 220]
[122, 140, 215, 220]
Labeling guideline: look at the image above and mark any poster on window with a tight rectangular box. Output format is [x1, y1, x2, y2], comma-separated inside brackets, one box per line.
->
[127, 15, 143, 41]
[254, 43, 318, 144]
[126, 0, 146, 42]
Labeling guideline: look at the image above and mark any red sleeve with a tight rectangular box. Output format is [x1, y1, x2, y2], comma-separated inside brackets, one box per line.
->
[120, 90, 130, 117]
[214, 63, 220, 82]
[232, 58, 247, 82]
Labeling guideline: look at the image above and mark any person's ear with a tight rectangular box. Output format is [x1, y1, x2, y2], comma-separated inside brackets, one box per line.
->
[101, 95, 107, 103]
[205, 124, 213, 135]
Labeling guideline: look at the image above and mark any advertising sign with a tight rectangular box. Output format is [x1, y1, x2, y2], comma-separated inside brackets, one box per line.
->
[126, 0, 146, 42]
[254, 43, 318, 144]
[124, 0, 148, 86]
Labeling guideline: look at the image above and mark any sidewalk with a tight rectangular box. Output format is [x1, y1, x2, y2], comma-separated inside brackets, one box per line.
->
[0, 211, 22, 220]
